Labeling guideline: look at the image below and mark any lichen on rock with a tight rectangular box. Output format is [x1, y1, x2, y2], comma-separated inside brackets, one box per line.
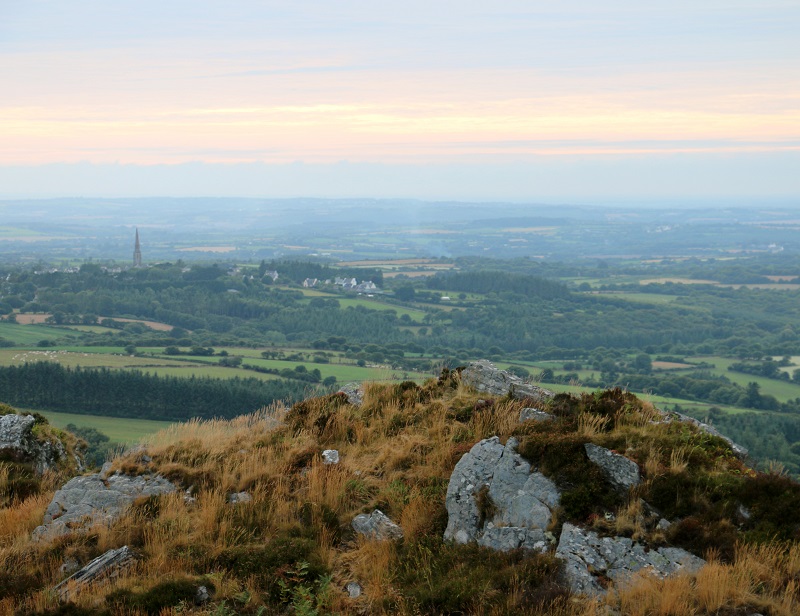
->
[444, 436, 560, 552]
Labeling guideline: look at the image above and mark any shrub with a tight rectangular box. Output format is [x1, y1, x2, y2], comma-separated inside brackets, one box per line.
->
[394, 536, 566, 614]
[106, 577, 202, 614]
[739, 472, 800, 542]
[213, 537, 327, 603]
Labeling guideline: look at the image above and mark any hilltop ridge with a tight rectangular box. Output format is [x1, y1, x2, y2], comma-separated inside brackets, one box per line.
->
[1, 362, 799, 615]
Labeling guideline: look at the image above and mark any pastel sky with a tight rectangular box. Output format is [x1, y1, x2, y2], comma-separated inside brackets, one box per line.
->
[1, 1, 798, 200]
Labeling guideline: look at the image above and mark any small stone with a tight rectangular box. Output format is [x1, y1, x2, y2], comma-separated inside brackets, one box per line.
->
[59, 557, 80, 575]
[351, 509, 404, 540]
[322, 449, 340, 465]
[737, 504, 751, 521]
[195, 585, 210, 604]
[345, 581, 362, 598]
[656, 518, 671, 531]
[228, 491, 252, 505]
[100, 462, 114, 478]
[519, 408, 555, 423]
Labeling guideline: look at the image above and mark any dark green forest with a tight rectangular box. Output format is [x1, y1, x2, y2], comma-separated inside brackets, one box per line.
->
[0, 362, 308, 421]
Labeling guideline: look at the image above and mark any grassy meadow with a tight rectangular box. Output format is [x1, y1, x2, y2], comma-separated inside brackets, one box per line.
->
[33, 409, 173, 444]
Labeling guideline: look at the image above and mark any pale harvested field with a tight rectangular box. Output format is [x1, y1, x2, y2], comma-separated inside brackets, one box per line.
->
[104, 317, 174, 331]
[13, 313, 50, 324]
[176, 246, 236, 253]
[384, 271, 438, 278]
[500, 226, 556, 233]
[13, 313, 174, 331]
[0, 236, 72, 242]
[652, 361, 694, 370]
[640, 278, 718, 285]
[766, 275, 799, 281]
[337, 258, 443, 266]
[720, 284, 800, 290]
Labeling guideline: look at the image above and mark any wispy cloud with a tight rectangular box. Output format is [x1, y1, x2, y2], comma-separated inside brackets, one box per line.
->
[0, 1, 798, 196]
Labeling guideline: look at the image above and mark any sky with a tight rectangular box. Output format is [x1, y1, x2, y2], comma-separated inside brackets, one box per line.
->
[0, 1, 798, 201]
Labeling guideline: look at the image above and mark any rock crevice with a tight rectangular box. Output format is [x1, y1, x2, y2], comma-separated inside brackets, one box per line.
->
[444, 436, 559, 552]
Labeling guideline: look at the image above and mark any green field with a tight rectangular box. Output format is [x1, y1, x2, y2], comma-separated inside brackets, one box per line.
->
[698, 356, 800, 403]
[139, 365, 282, 381]
[0, 322, 75, 344]
[605, 292, 681, 305]
[33, 409, 173, 444]
[0, 344, 428, 384]
[0, 349, 196, 370]
[0, 226, 41, 237]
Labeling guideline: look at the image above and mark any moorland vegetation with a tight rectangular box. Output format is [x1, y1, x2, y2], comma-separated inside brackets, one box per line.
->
[2, 371, 800, 615]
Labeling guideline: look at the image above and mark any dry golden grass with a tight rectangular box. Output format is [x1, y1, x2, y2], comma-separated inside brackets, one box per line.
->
[612, 571, 697, 616]
[578, 412, 610, 437]
[668, 446, 691, 474]
[609, 541, 800, 616]
[2, 380, 800, 615]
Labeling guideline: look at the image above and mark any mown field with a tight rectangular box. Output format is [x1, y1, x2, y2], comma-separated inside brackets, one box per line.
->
[31, 409, 173, 444]
[0, 342, 431, 385]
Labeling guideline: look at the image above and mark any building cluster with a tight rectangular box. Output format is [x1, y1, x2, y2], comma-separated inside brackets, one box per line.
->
[302, 277, 380, 294]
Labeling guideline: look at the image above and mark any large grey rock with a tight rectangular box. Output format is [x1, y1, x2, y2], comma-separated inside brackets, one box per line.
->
[53, 546, 135, 600]
[352, 509, 403, 540]
[478, 526, 550, 552]
[338, 383, 364, 406]
[584, 443, 641, 491]
[33, 471, 176, 538]
[461, 360, 554, 403]
[556, 523, 705, 596]
[0, 413, 69, 474]
[444, 436, 560, 552]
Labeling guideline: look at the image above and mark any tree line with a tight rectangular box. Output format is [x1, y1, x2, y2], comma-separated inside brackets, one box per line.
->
[0, 362, 308, 421]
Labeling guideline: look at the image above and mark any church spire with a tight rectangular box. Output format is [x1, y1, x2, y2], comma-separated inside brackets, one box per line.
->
[133, 228, 142, 267]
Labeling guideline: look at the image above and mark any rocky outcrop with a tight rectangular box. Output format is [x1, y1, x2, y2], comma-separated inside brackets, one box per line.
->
[338, 383, 364, 406]
[0, 413, 69, 474]
[584, 444, 641, 491]
[556, 523, 705, 596]
[53, 546, 135, 600]
[34, 471, 176, 538]
[668, 411, 748, 459]
[351, 509, 403, 540]
[461, 360, 554, 403]
[444, 436, 559, 552]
